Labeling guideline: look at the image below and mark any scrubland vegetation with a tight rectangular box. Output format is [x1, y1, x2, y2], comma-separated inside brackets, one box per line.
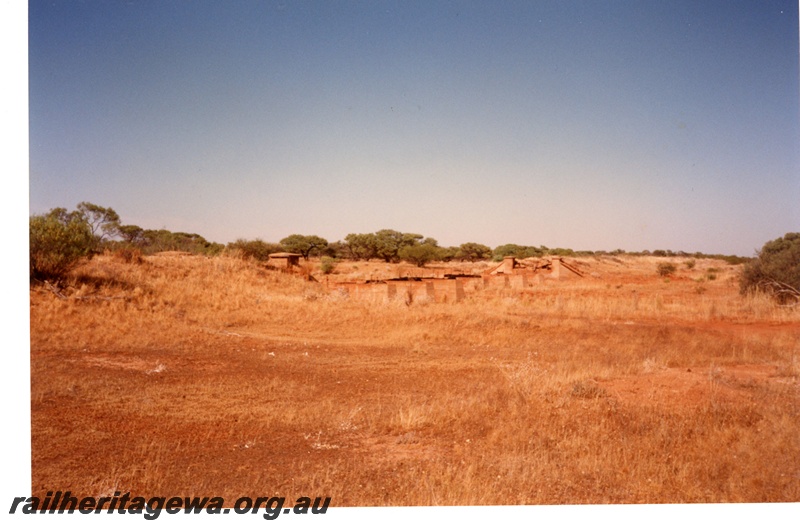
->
[31, 202, 761, 281]
[30, 248, 800, 505]
[29, 204, 800, 504]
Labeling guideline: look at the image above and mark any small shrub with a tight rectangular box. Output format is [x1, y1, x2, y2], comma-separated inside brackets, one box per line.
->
[656, 263, 677, 277]
[685, 259, 696, 270]
[320, 256, 337, 275]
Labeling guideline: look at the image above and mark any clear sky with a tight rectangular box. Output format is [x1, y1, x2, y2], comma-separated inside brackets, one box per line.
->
[28, 0, 799, 256]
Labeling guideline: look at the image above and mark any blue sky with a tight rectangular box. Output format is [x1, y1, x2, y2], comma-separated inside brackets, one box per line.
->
[27, 0, 800, 256]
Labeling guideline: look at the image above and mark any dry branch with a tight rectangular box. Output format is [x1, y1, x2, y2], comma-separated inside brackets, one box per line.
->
[42, 281, 67, 300]
[758, 278, 800, 306]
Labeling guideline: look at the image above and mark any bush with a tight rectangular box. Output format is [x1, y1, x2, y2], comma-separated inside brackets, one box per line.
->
[141, 230, 223, 256]
[30, 211, 96, 282]
[320, 256, 337, 274]
[656, 263, 677, 277]
[227, 239, 282, 262]
[740, 233, 800, 304]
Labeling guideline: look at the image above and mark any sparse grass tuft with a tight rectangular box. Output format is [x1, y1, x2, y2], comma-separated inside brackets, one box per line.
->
[570, 379, 608, 399]
[657, 262, 677, 277]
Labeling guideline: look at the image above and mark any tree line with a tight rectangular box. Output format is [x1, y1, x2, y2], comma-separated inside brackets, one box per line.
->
[30, 202, 797, 304]
[29, 202, 221, 281]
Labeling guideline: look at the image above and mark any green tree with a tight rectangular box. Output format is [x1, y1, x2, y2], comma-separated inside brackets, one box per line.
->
[493, 243, 523, 261]
[75, 201, 121, 243]
[457, 242, 492, 262]
[324, 240, 347, 259]
[279, 234, 328, 260]
[398, 243, 440, 267]
[343, 233, 379, 260]
[438, 246, 459, 262]
[118, 224, 145, 245]
[375, 229, 423, 263]
[492, 243, 546, 261]
[740, 233, 800, 304]
[30, 209, 95, 282]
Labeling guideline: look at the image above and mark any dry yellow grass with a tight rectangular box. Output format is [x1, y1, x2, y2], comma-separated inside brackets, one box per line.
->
[30, 252, 800, 505]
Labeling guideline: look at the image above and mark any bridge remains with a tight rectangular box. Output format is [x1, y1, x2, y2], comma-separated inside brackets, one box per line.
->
[324, 256, 583, 304]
